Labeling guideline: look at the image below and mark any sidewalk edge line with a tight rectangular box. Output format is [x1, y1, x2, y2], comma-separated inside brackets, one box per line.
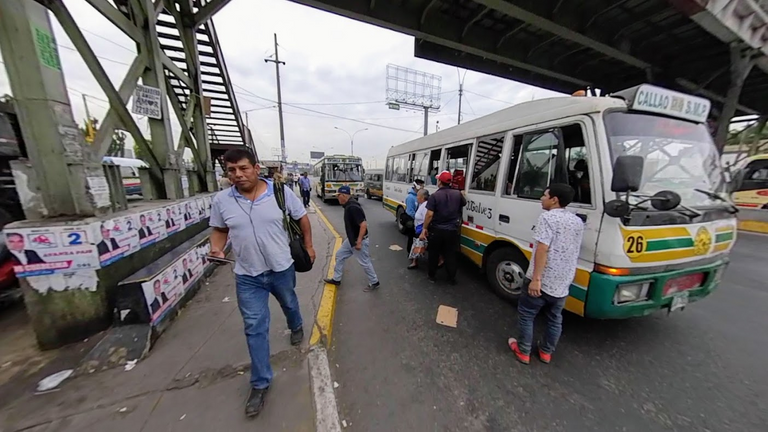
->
[308, 345, 342, 432]
[310, 202, 342, 347]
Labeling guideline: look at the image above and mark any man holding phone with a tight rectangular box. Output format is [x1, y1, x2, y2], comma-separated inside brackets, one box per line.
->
[208, 149, 315, 418]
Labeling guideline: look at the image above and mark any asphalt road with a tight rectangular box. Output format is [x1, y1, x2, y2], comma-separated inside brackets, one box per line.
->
[315, 195, 768, 432]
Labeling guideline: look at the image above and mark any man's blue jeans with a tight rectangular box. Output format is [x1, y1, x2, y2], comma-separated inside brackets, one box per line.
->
[333, 238, 378, 285]
[235, 265, 302, 389]
[517, 280, 567, 355]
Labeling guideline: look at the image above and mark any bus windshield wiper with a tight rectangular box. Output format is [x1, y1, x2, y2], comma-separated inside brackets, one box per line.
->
[694, 189, 739, 214]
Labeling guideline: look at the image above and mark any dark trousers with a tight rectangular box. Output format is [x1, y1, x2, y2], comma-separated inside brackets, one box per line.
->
[427, 228, 460, 280]
[301, 189, 310, 206]
[517, 279, 567, 355]
[405, 227, 415, 256]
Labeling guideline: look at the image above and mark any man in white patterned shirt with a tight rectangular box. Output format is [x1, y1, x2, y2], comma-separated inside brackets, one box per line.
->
[509, 183, 584, 365]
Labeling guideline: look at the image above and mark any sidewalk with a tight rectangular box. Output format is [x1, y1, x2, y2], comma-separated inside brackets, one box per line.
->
[0, 210, 335, 432]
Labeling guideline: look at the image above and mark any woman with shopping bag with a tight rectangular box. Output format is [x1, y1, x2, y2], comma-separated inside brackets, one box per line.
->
[407, 189, 430, 270]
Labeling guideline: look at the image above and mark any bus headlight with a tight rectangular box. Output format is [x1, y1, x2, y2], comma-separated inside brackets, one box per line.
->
[614, 282, 651, 304]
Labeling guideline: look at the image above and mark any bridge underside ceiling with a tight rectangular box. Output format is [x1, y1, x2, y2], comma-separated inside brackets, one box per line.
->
[290, 0, 768, 116]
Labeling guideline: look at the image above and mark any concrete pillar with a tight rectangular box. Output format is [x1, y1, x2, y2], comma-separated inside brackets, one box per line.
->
[0, 0, 111, 219]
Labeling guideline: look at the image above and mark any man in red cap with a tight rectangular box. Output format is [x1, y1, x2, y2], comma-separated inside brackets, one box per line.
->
[419, 170, 466, 284]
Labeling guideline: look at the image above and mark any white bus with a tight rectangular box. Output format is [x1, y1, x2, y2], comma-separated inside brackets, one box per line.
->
[384, 84, 736, 320]
[312, 155, 364, 202]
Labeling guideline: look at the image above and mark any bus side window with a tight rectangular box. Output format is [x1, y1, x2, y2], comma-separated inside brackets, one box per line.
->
[412, 152, 429, 182]
[503, 135, 524, 196]
[427, 149, 441, 185]
[514, 130, 562, 200]
[444, 144, 471, 190]
[385, 157, 393, 181]
[470, 133, 505, 193]
[562, 124, 591, 205]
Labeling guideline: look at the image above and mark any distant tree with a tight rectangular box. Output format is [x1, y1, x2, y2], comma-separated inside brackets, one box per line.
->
[133, 139, 153, 163]
[79, 117, 99, 143]
[107, 131, 126, 157]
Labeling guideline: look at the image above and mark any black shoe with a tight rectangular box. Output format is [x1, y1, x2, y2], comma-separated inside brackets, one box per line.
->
[290, 327, 304, 346]
[245, 386, 269, 418]
[407, 263, 418, 270]
[448, 279, 457, 286]
[323, 278, 341, 286]
[428, 277, 436, 283]
[363, 281, 380, 292]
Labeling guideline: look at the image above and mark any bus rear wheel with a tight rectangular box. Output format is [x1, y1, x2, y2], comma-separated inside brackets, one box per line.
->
[395, 207, 408, 234]
[485, 247, 528, 302]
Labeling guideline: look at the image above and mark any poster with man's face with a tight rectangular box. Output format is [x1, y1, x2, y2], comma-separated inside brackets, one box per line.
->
[182, 200, 200, 226]
[94, 216, 140, 266]
[141, 266, 182, 323]
[137, 210, 166, 247]
[5, 226, 99, 277]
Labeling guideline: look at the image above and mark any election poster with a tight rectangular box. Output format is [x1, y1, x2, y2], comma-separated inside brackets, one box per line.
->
[5, 226, 100, 277]
[181, 200, 199, 226]
[195, 197, 207, 220]
[142, 265, 182, 323]
[95, 216, 140, 266]
[137, 209, 166, 247]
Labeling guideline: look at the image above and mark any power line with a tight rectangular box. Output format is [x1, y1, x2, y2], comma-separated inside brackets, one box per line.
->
[464, 90, 514, 105]
[464, 94, 477, 115]
[57, 44, 132, 66]
[82, 29, 136, 54]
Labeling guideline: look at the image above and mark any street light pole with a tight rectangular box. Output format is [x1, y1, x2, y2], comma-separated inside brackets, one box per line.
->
[334, 127, 368, 155]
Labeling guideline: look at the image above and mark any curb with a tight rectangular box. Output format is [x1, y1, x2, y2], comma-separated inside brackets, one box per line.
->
[310, 202, 343, 347]
[737, 220, 768, 234]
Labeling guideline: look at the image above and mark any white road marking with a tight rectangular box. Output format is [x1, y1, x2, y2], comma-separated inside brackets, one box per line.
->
[309, 345, 342, 432]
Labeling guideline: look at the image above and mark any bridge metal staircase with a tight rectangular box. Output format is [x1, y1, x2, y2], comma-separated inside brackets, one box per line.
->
[155, 1, 251, 163]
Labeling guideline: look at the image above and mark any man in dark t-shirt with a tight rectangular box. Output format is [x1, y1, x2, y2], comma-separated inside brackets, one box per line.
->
[324, 186, 381, 291]
[420, 170, 466, 284]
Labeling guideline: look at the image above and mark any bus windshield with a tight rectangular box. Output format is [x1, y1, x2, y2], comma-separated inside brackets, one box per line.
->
[605, 112, 726, 208]
[326, 163, 362, 181]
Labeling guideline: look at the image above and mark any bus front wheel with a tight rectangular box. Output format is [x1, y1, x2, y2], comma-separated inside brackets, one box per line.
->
[485, 247, 528, 302]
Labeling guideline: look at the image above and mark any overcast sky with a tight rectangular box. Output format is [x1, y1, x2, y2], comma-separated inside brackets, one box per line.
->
[0, 0, 561, 167]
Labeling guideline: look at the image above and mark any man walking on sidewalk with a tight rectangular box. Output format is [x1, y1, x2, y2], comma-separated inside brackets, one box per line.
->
[208, 149, 316, 418]
[324, 186, 381, 291]
[420, 170, 465, 284]
[508, 184, 583, 365]
[298, 172, 312, 208]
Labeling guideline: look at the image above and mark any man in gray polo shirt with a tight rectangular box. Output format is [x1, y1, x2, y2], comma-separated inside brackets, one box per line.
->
[209, 149, 315, 418]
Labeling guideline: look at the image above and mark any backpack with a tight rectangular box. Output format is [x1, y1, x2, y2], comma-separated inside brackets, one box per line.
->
[273, 181, 313, 273]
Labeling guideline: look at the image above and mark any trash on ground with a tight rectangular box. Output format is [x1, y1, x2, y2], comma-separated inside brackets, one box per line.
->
[118, 407, 128, 413]
[36, 369, 74, 392]
[388, 244, 403, 251]
[222, 297, 231, 303]
[179, 413, 186, 420]
[1, 361, 11, 368]
[34, 388, 61, 395]
[238, 371, 244, 375]
[333, 381, 339, 389]
[342, 419, 348, 428]
[124, 359, 138, 371]
[436, 305, 458, 328]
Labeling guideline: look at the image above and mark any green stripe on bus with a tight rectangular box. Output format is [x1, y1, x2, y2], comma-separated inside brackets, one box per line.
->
[569, 285, 587, 302]
[460, 235, 486, 254]
[645, 237, 694, 252]
[715, 232, 734, 243]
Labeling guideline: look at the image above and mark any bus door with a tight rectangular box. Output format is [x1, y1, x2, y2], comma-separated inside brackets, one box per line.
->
[464, 133, 506, 237]
[496, 118, 601, 284]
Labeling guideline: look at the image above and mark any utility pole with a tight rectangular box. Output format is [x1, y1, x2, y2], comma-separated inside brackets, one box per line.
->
[82, 94, 92, 124]
[457, 68, 467, 125]
[265, 33, 286, 164]
[423, 107, 429, 136]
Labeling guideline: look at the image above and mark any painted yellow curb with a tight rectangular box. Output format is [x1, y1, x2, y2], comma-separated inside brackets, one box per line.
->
[738, 220, 768, 234]
[310, 203, 343, 347]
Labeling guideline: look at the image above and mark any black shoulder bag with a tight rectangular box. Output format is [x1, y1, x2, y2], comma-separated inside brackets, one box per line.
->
[273, 181, 313, 272]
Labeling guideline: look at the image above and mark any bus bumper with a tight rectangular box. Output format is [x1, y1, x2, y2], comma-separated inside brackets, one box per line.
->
[583, 258, 728, 319]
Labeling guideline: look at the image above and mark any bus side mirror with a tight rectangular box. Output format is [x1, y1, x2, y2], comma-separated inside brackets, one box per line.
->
[611, 155, 644, 193]
[605, 199, 630, 218]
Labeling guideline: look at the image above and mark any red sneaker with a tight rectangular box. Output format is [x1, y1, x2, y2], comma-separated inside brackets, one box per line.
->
[507, 338, 530, 364]
[538, 348, 552, 364]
